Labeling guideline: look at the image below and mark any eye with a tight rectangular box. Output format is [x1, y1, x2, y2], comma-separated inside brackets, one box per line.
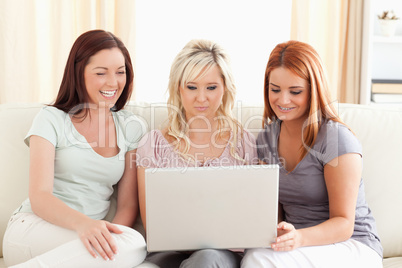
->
[270, 88, 280, 93]
[117, 71, 126, 75]
[187, 85, 197, 90]
[96, 73, 106, 76]
[207, 86, 217, 90]
[291, 91, 302, 95]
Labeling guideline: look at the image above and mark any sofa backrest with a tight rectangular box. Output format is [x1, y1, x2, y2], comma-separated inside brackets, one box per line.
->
[0, 103, 43, 258]
[1, 102, 401, 259]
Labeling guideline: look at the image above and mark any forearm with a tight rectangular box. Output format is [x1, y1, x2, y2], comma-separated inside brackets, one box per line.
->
[137, 167, 147, 230]
[30, 191, 90, 231]
[112, 204, 138, 227]
[298, 216, 354, 247]
[111, 149, 139, 227]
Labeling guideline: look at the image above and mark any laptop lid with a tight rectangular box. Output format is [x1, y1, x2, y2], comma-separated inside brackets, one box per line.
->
[145, 164, 279, 252]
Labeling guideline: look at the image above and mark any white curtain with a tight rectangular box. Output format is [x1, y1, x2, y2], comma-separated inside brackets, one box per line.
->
[0, 0, 135, 104]
[290, 0, 363, 104]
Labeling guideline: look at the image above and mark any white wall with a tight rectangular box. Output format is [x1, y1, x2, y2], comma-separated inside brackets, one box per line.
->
[371, 0, 402, 80]
[134, 0, 292, 104]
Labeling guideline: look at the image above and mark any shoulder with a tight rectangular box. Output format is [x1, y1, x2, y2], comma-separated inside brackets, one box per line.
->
[39, 106, 68, 120]
[242, 128, 257, 142]
[317, 120, 360, 148]
[114, 109, 145, 129]
[25, 106, 67, 147]
[257, 120, 279, 145]
[32, 106, 68, 130]
[314, 119, 362, 164]
[238, 128, 257, 149]
[114, 109, 147, 147]
[137, 129, 173, 167]
[138, 129, 166, 144]
[137, 130, 170, 154]
[254, 121, 280, 163]
[237, 128, 259, 164]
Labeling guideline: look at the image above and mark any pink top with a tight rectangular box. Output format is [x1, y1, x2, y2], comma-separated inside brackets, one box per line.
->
[136, 129, 258, 168]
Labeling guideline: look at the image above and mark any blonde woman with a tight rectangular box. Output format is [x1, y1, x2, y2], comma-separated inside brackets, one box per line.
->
[241, 40, 383, 268]
[137, 39, 258, 267]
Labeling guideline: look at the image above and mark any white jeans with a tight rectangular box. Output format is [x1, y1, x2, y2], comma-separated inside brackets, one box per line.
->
[3, 213, 147, 268]
[241, 239, 382, 268]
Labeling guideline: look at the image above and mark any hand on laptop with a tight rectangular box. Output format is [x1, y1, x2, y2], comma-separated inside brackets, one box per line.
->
[271, 221, 300, 252]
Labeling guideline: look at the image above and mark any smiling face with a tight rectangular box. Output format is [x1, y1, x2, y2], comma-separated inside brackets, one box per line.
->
[179, 64, 225, 121]
[84, 47, 126, 108]
[268, 67, 310, 122]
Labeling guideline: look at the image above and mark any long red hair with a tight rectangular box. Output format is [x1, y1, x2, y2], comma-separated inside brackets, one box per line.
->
[263, 40, 345, 160]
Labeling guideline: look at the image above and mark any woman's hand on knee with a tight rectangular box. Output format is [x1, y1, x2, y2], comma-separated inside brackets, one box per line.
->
[271, 221, 301, 251]
[76, 219, 123, 261]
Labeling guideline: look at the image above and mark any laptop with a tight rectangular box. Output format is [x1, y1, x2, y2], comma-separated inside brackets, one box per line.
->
[145, 164, 279, 252]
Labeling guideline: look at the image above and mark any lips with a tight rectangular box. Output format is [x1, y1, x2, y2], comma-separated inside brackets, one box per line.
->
[195, 106, 208, 111]
[278, 105, 295, 112]
[100, 90, 117, 98]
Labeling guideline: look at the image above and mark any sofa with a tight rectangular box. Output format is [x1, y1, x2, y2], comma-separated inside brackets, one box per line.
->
[1, 102, 401, 267]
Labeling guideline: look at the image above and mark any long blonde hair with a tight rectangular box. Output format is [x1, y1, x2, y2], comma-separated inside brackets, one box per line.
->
[263, 40, 346, 160]
[167, 39, 244, 162]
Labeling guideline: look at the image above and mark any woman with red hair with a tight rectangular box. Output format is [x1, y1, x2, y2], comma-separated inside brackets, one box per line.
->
[241, 40, 382, 267]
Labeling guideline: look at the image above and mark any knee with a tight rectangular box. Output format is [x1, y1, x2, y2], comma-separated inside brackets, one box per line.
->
[116, 224, 146, 247]
[241, 248, 275, 268]
[113, 225, 147, 264]
[185, 249, 239, 268]
[191, 249, 221, 260]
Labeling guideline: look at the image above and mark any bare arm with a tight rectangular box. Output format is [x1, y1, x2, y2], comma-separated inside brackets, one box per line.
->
[29, 135, 121, 260]
[137, 166, 147, 231]
[112, 149, 139, 227]
[273, 153, 361, 251]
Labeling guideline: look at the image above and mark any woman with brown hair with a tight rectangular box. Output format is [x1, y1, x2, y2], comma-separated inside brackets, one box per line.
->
[241, 40, 382, 267]
[3, 30, 146, 267]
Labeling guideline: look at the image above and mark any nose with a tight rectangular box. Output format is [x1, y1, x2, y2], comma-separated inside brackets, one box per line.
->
[106, 74, 118, 87]
[279, 92, 291, 105]
[196, 89, 207, 102]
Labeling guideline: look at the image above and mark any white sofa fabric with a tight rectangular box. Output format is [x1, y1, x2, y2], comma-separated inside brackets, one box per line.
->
[1, 102, 401, 267]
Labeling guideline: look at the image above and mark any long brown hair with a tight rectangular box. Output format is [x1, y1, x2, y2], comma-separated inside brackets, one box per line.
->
[53, 29, 133, 117]
[263, 40, 344, 160]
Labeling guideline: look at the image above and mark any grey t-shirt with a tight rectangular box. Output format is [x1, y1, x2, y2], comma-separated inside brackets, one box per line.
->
[17, 106, 144, 220]
[257, 119, 383, 258]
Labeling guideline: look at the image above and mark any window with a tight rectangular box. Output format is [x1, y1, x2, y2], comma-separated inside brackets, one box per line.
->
[134, 0, 292, 104]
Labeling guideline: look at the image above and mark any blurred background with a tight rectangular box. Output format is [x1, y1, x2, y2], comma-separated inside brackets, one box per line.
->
[1, 0, 401, 105]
